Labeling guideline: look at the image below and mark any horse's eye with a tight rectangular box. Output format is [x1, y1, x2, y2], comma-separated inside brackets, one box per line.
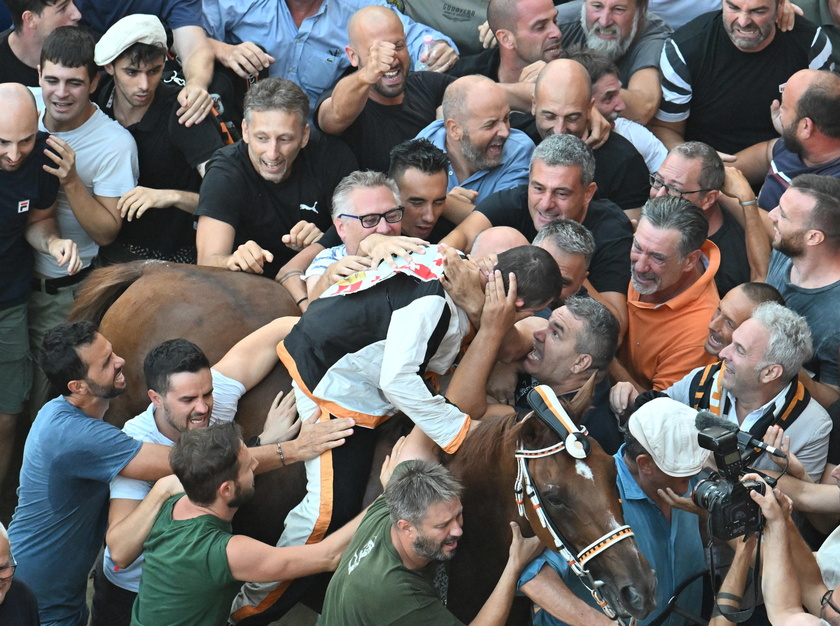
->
[545, 492, 567, 508]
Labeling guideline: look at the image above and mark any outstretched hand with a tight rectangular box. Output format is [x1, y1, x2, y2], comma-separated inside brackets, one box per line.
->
[507, 521, 544, 573]
[289, 410, 355, 463]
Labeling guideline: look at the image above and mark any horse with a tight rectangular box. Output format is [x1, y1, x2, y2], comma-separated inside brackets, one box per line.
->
[446, 399, 657, 624]
[69, 260, 305, 543]
[70, 261, 657, 624]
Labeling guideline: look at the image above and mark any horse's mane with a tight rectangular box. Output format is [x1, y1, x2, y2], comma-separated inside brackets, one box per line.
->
[69, 260, 165, 324]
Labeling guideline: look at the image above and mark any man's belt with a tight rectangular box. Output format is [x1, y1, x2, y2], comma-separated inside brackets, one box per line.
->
[32, 264, 94, 295]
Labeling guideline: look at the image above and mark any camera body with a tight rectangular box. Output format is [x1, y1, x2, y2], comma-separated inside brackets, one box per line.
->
[691, 424, 765, 540]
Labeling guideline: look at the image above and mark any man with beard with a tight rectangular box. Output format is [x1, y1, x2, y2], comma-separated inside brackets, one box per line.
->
[448, 0, 562, 83]
[652, 0, 833, 155]
[734, 69, 840, 209]
[554, 0, 672, 124]
[126, 421, 368, 626]
[416, 74, 534, 215]
[196, 77, 357, 279]
[315, 6, 455, 173]
[91, 332, 354, 625]
[736, 174, 840, 399]
[618, 195, 719, 390]
[321, 458, 541, 625]
[7, 321, 172, 626]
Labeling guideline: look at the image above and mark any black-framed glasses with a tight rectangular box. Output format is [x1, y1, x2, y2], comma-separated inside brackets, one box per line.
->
[338, 207, 404, 228]
[649, 173, 712, 199]
[822, 588, 840, 617]
[0, 551, 16, 582]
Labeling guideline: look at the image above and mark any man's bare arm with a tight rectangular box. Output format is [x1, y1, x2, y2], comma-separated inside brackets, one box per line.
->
[196, 216, 274, 273]
[521, 564, 615, 626]
[119, 442, 172, 481]
[648, 118, 686, 151]
[620, 68, 661, 125]
[440, 211, 494, 253]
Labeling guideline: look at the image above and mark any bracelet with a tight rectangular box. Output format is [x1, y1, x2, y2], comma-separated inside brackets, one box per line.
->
[295, 296, 309, 307]
[277, 270, 304, 284]
[738, 199, 758, 207]
[277, 442, 286, 466]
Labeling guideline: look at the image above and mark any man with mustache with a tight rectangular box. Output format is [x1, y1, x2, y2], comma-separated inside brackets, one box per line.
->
[652, 0, 833, 155]
[554, 0, 673, 124]
[618, 195, 719, 391]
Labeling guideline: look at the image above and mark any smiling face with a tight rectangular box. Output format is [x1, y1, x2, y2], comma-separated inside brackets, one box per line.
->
[39, 60, 96, 132]
[335, 185, 402, 255]
[77, 333, 126, 399]
[533, 66, 593, 140]
[0, 95, 38, 172]
[718, 318, 771, 396]
[455, 85, 511, 172]
[242, 109, 310, 183]
[722, 0, 777, 52]
[528, 160, 595, 229]
[705, 286, 757, 356]
[151, 369, 214, 441]
[349, 10, 410, 102]
[630, 219, 694, 298]
[409, 497, 464, 562]
[396, 168, 447, 240]
[510, 0, 563, 64]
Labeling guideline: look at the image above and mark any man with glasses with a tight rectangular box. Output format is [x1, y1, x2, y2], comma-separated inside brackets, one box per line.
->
[196, 78, 357, 280]
[651, 142, 749, 296]
[0, 522, 38, 624]
[304, 171, 405, 300]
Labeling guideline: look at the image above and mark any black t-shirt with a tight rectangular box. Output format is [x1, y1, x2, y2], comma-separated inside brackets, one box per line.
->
[659, 12, 829, 154]
[197, 135, 358, 277]
[99, 81, 223, 255]
[1, 132, 59, 309]
[0, 579, 40, 626]
[476, 185, 632, 294]
[708, 207, 750, 297]
[315, 71, 454, 173]
[522, 125, 650, 211]
[0, 30, 39, 86]
[448, 47, 500, 80]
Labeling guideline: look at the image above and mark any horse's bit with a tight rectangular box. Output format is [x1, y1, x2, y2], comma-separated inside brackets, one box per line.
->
[514, 385, 636, 625]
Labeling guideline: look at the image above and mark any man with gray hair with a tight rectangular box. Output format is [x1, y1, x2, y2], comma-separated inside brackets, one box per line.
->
[304, 171, 404, 299]
[196, 77, 358, 279]
[321, 458, 541, 624]
[0, 520, 39, 623]
[618, 195, 720, 390]
[443, 133, 633, 332]
[614, 302, 831, 480]
[532, 218, 596, 302]
[652, 141, 749, 296]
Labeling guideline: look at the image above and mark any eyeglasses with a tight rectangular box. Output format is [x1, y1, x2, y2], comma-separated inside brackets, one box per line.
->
[822, 588, 840, 617]
[649, 174, 712, 199]
[338, 207, 404, 228]
[0, 552, 16, 582]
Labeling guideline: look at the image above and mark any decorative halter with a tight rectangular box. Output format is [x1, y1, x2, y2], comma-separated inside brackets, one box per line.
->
[514, 386, 636, 624]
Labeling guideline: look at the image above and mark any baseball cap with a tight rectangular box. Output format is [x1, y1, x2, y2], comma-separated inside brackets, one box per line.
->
[94, 14, 166, 66]
[628, 398, 710, 477]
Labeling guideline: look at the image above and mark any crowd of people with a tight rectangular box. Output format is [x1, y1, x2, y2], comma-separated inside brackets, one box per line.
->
[2, 0, 840, 624]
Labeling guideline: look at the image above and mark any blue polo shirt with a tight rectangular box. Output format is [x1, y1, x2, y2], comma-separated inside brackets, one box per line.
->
[518, 445, 705, 626]
[414, 119, 534, 203]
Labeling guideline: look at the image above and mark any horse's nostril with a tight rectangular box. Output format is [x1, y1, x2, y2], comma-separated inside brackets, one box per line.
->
[620, 584, 647, 611]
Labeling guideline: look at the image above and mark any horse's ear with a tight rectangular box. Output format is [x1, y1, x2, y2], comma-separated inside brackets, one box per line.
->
[568, 373, 597, 425]
[517, 410, 545, 448]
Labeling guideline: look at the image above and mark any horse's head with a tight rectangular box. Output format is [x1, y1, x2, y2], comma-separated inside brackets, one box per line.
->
[512, 395, 657, 621]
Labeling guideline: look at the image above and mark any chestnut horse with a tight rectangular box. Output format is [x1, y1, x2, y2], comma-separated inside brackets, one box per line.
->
[70, 262, 656, 624]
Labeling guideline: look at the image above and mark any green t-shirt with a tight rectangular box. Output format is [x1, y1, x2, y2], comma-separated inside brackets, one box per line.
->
[131, 494, 241, 626]
[321, 497, 464, 625]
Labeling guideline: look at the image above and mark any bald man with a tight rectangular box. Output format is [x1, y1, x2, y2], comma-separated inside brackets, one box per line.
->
[416, 74, 535, 218]
[315, 5, 455, 172]
[527, 59, 650, 214]
[0, 83, 80, 495]
[471, 225, 529, 258]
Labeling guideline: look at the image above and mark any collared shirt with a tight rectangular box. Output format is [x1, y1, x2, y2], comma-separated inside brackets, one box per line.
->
[620, 240, 720, 390]
[666, 366, 832, 481]
[518, 446, 705, 626]
[415, 119, 534, 203]
[202, 0, 457, 114]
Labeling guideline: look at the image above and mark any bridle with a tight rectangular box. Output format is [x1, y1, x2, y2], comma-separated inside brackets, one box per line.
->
[513, 386, 636, 625]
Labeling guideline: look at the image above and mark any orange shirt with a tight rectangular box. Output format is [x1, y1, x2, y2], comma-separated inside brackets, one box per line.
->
[620, 240, 720, 391]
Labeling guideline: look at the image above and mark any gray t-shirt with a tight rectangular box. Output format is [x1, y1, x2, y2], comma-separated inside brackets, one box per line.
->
[388, 0, 488, 56]
[556, 0, 672, 85]
[767, 250, 840, 386]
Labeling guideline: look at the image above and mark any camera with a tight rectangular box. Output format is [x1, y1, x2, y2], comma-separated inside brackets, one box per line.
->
[691, 424, 765, 540]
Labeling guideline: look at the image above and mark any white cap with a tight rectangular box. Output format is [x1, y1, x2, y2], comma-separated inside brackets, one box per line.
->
[94, 14, 166, 66]
[628, 398, 710, 478]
